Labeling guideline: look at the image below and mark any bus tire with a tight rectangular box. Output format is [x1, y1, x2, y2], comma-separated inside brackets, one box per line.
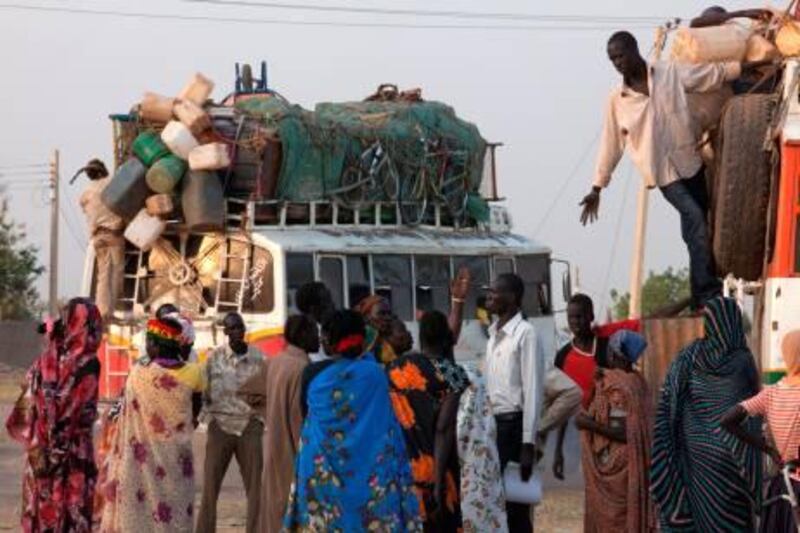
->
[713, 93, 777, 281]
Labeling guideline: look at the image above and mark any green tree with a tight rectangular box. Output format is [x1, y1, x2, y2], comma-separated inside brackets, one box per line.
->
[0, 198, 44, 320]
[610, 267, 691, 320]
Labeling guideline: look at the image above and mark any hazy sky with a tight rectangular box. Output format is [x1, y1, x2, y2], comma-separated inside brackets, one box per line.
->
[0, 0, 759, 316]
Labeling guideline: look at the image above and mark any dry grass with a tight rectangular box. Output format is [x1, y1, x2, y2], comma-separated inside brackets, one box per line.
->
[0, 365, 24, 404]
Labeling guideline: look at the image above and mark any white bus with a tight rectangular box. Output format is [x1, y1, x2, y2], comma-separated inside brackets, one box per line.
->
[83, 200, 565, 399]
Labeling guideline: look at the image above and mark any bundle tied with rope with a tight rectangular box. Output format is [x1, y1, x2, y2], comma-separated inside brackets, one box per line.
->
[235, 83, 490, 223]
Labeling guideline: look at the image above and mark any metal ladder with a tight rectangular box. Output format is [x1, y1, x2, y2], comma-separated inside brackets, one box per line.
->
[213, 239, 252, 313]
[118, 246, 146, 311]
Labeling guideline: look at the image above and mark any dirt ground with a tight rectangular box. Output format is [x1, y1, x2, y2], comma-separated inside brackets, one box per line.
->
[0, 365, 585, 532]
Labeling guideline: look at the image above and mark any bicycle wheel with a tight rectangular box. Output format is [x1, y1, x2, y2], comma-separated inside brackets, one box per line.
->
[440, 175, 469, 226]
[379, 158, 400, 201]
[333, 167, 367, 208]
[399, 170, 428, 225]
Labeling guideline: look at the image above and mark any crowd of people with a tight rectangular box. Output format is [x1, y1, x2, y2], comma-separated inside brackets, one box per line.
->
[6, 269, 800, 532]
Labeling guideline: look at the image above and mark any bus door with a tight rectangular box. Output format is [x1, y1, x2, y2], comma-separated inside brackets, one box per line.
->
[317, 255, 346, 310]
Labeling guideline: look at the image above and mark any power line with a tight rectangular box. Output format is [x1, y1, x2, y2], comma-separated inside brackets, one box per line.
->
[59, 205, 87, 249]
[533, 128, 602, 236]
[0, 180, 48, 187]
[0, 171, 50, 177]
[0, 3, 659, 31]
[187, 0, 668, 23]
[600, 162, 634, 314]
[0, 164, 48, 170]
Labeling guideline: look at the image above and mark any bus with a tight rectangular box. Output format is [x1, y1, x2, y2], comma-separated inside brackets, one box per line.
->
[83, 199, 566, 399]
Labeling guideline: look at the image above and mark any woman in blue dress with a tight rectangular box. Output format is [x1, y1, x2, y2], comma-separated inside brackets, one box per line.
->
[284, 309, 422, 532]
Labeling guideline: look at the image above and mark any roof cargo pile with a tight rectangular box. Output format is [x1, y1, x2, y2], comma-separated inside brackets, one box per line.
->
[104, 74, 492, 247]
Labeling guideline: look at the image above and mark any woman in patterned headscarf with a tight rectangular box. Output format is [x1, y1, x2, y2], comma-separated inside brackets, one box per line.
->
[98, 316, 205, 533]
[6, 298, 102, 533]
[650, 297, 762, 532]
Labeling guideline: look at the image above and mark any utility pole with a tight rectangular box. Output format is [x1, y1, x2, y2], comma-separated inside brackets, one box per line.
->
[49, 149, 60, 316]
[628, 184, 648, 319]
[628, 24, 672, 319]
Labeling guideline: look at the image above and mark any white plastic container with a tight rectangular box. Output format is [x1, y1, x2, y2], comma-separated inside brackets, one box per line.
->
[670, 25, 750, 63]
[161, 121, 199, 160]
[174, 99, 211, 135]
[140, 92, 175, 123]
[188, 143, 231, 171]
[178, 73, 215, 106]
[124, 208, 166, 251]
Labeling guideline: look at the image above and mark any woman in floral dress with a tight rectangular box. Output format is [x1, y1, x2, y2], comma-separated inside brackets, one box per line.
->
[284, 310, 422, 532]
[387, 311, 470, 532]
[6, 298, 102, 533]
[456, 364, 508, 533]
[98, 317, 205, 533]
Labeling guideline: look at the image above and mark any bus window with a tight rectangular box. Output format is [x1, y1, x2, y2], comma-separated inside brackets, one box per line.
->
[414, 255, 450, 316]
[454, 255, 490, 319]
[347, 255, 370, 309]
[494, 257, 515, 276]
[241, 246, 275, 314]
[286, 253, 314, 312]
[318, 256, 345, 310]
[373, 255, 413, 321]
[517, 254, 552, 317]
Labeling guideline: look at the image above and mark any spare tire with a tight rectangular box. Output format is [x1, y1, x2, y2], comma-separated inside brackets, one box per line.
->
[713, 93, 777, 281]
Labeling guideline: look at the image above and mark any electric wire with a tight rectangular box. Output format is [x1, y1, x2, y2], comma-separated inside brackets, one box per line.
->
[599, 162, 634, 316]
[186, 0, 668, 24]
[0, 3, 661, 31]
[533, 128, 602, 236]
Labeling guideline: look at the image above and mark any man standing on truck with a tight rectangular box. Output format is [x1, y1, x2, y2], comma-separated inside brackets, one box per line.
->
[78, 158, 124, 321]
[579, 31, 767, 309]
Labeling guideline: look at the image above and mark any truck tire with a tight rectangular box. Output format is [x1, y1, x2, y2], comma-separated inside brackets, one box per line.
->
[713, 93, 777, 281]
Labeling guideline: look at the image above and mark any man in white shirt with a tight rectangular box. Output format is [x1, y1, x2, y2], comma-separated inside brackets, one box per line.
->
[78, 159, 124, 320]
[579, 31, 766, 309]
[485, 273, 545, 533]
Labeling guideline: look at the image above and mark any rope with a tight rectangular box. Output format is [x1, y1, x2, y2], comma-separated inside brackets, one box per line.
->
[600, 163, 635, 316]
[533, 128, 601, 236]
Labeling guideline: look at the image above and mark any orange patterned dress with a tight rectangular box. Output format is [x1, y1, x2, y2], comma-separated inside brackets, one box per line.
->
[388, 354, 470, 532]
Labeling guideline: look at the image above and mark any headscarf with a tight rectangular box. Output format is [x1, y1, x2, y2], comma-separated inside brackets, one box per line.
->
[608, 330, 647, 363]
[146, 317, 182, 353]
[697, 296, 748, 370]
[354, 295, 388, 317]
[650, 297, 761, 531]
[781, 329, 800, 379]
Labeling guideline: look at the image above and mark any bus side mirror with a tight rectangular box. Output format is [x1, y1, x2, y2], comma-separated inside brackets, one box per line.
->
[551, 259, 572, 304]
[562, 270, 572, 303]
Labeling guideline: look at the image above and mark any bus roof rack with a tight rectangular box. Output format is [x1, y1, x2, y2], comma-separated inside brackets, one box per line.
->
[224, 198, 509, 233]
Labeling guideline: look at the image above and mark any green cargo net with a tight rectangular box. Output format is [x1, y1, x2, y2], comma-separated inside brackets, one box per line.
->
[236, 96, 488, 224]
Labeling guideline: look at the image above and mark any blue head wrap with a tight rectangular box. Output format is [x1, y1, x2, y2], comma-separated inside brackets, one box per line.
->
[608, 330, 647, 363]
